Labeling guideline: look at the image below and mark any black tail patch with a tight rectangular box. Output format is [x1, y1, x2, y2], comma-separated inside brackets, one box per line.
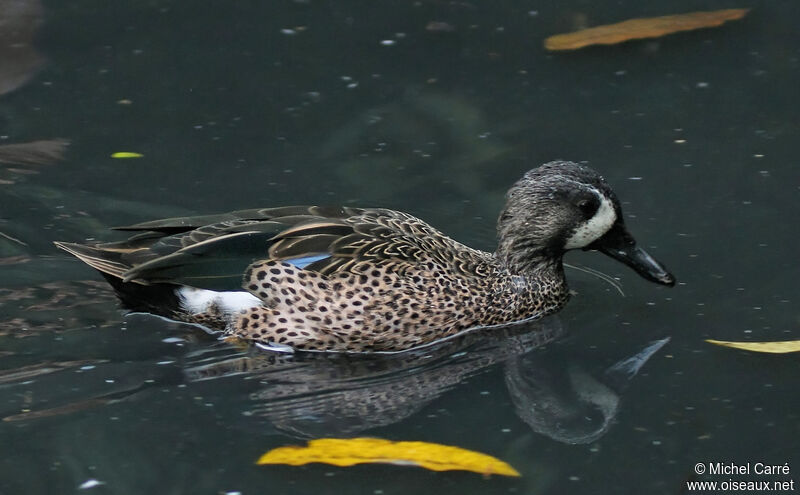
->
[100, 273, 182, 319]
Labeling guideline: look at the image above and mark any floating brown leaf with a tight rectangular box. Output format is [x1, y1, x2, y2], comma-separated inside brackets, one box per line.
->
[544, 9, 749, 51]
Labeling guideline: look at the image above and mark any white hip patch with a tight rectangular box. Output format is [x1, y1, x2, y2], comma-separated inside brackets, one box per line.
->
[564, 192, 617, 249]
[177, 287, 261, 314]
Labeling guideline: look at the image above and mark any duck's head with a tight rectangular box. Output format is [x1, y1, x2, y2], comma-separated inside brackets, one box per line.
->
[497, 161, 675, 286]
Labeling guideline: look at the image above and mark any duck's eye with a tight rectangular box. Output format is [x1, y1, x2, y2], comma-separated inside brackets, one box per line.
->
[577, 198, 598, 218]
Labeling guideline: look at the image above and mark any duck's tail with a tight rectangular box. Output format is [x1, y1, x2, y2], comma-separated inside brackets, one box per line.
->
[53, 241, 132, 281]
[54, 241, 182, 318]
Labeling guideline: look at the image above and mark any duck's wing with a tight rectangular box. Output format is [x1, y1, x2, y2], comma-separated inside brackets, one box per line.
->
[56, 206, 490, 291]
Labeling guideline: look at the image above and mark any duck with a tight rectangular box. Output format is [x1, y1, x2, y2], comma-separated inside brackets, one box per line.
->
[55, 161, 674, 353]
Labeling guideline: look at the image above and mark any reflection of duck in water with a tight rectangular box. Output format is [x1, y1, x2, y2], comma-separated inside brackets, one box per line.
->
[505, 336, 669, 444]
[183, 318, 669, 442]
[55, 161, 674, 352]
[0, 312, 667, 445]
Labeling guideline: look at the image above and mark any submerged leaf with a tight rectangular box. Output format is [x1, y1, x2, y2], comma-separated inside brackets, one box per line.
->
[257, 438, 520, 477]
[544, 9, 749, 51]
[706, 339, 800, 354]
[0, 0, 45, 96]
[0, 139, 70, 166]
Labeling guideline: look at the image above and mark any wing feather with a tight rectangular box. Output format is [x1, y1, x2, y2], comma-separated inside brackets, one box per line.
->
[57, 206, 491, 291]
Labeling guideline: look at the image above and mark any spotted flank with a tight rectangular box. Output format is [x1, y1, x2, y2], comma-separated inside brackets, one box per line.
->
[55, 161, 675, 352]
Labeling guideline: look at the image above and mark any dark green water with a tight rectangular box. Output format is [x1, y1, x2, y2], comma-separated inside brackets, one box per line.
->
[1, 1, 798, 493]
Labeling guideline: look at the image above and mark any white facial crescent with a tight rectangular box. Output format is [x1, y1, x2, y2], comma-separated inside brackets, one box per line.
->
[564, 191, 617, 249]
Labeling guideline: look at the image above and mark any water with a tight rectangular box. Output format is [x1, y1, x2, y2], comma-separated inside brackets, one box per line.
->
[1, 0, 798, 493]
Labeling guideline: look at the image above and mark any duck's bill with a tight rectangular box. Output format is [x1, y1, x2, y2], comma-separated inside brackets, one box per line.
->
[587, 225, 675, 287]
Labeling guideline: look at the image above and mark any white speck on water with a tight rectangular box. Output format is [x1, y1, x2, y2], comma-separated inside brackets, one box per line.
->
[340, 76, 352, 81]
[652, 440, 662, 446]
[281, 28, 296, 35]
[346, 82, 359, 89]
[79, 365, 95, 371]
[696, 82, 709, 88]
[528, 10, 539, 16]
[104, 379, 115, 384]
[395, 32, 406, 38]
[569, 476, 580, 481]
[674, 139, 686, 144]
[628, 176, 643, 180]
[380, 39, 396, 46]
[162, 337, 185, 343]
[753, 154, 764, 158]
[479, 391, 490, 395]
[156, 360, 175, 365]
[78, 479, 105, 490]
[615, 70, 627, 76]
[501, 428, 511, 433]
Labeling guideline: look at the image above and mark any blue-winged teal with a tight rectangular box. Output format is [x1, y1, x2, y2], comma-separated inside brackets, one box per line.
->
[55, 161, 674, 352]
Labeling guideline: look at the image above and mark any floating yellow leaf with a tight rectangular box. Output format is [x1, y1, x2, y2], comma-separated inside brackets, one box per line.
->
[111, 152, 143, 158]
[257, 438, 520, 477]
[544, 9, 749, 51]
[706, 339, 800, 354]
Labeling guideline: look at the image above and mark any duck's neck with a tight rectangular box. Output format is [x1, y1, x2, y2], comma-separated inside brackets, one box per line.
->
[496, 240, 565, 279]
[488, 249, 570, 322]
[501, 252, 566, 288]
